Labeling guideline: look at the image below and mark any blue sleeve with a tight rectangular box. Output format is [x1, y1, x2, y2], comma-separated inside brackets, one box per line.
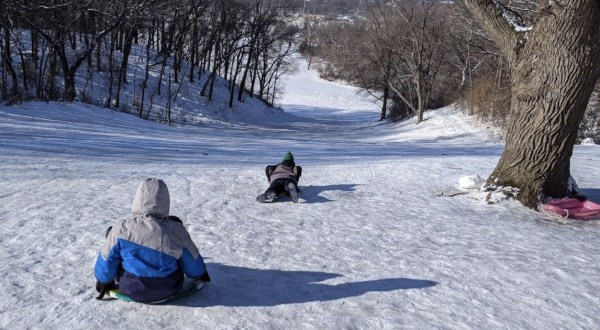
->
[94, 244, 121, 284]
[179, 248, 206, 278]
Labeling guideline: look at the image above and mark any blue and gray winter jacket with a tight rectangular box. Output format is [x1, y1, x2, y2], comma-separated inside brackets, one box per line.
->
[94, 178, 206, 302]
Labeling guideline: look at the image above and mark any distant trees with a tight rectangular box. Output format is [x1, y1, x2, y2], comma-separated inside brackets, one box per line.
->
[294, 1, 600, 140]
[299, 0, 364, 16]
[446, 3, 511, 130]
[462, 0, 600, 208]
[579, 84, 600, 142]
[0, 0, 299, 118]
[306, 0, 454, 123]
[362, 0, 448, 123]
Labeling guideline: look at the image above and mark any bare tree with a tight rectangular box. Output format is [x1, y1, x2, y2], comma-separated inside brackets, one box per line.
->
[298, 16, 322, 70]
[1, 20, 19, 100]
[11, 0, 130, 101]
[578, 83, 600, 142]
[345, 1, 448, 123]
[1, 0, 298, 118]
[385, 0, 447, 124]
[0, 2, 21, 101]
[255, 18, 298, 104]
[237, 0, 276, 102]
[462, 0, 600, 208]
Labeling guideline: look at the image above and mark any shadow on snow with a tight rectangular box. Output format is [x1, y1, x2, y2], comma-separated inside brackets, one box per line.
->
[173, 263, 437, 307]
[298, 184, 360, 203]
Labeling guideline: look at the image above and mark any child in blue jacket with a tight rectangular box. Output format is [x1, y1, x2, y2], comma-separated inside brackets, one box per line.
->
[94, 178, 210, 302]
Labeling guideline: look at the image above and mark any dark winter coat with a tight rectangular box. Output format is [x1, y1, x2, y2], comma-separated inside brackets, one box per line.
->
[266, 162, 302, 184]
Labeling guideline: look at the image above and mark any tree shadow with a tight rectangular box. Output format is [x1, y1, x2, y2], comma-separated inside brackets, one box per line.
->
[297, 184, 361, 203]
[173, 263, 437, 307]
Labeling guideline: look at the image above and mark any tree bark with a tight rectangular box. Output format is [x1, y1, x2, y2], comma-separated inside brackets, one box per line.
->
[380, 86, 389, 121]
[2, 27, 19, 99]
[115, 29, 135, 108]
[463, 0, 600, 208]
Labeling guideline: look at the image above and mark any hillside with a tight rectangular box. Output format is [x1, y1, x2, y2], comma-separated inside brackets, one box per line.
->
[1, 59, 600, 329]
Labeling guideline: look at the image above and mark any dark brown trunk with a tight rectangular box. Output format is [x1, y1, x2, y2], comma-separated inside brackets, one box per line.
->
[3, 27, 19, 99]
[381, 86, 389, 121]
[470, 0, 600, 208]
[115, 29, 135, 108]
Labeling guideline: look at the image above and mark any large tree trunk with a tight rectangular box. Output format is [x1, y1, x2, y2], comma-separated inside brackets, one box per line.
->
[463, 0, 600, 208]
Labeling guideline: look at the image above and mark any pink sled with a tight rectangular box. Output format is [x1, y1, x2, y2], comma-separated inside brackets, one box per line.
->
[542, 198, 600, 220]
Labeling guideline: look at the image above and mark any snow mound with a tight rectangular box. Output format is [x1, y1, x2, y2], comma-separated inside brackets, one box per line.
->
[581, 137, 596, 145]
[458, 175, 486, 190]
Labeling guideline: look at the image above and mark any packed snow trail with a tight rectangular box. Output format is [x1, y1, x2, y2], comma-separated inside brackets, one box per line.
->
[1, 63, 599, 329]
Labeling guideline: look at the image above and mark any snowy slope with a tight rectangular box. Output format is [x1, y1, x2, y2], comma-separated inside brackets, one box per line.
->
[0, 62, 599, 330]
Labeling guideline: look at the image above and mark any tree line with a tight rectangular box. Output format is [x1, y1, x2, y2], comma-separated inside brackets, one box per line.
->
[0, 0, 300, 117]
[5, 0, 596, 142]
[299, 0, 599, 143]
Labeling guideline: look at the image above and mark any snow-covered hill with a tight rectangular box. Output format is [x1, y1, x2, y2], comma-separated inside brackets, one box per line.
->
[0, 60, 599, 329]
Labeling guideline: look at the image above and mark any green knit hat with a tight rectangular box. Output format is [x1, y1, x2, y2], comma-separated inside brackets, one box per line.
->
[282, 151, 294, 162]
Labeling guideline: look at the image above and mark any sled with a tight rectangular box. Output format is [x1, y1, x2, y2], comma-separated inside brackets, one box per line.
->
[542, 198, 600, 220]
[107, 278, 206, 304]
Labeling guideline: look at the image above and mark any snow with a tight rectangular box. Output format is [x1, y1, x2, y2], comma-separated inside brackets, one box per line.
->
[458, 175, 486, 190]
[581, 137, 596, 145]
[1, 60, 600, 330]
[490, 0, 532, 33]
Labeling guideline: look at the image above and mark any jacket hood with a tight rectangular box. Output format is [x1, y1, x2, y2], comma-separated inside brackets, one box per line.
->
[131, 178, 170, 217]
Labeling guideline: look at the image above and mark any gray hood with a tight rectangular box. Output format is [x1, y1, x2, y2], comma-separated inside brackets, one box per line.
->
[131, 178, 170, 217]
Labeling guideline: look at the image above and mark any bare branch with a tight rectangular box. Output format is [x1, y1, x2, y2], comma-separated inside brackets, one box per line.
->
[461, 0, 530, 63]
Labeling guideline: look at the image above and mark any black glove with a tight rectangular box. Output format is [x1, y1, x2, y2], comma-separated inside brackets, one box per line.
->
[199, 270, 211, 282]
[95, 281, 117, 293]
